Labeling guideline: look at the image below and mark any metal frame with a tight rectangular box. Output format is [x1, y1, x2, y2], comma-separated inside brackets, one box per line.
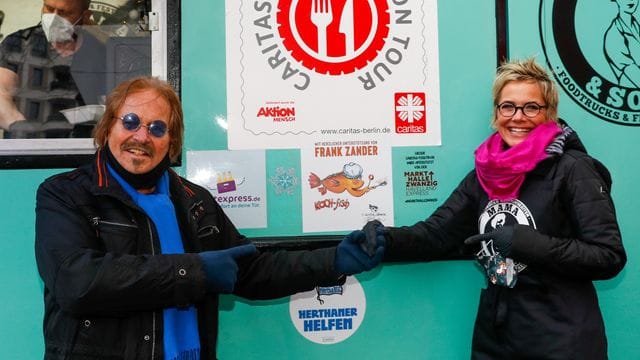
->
[0, 0, 181, 169]
[496, 0, 508, 66]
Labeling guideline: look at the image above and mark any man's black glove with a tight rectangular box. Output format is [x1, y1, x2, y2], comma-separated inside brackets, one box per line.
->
[198, 244, 257, 293]
[361, 220, 386, 257]
[335, 230, 384, 275]
[464, 225, 514, 257]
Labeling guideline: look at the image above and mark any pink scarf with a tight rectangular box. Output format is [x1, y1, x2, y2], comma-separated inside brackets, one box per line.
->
[475, 121, 562, 201]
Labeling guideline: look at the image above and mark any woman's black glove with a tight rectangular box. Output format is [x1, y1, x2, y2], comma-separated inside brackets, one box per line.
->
[361, 220, 387, 257]
[464, 225, 514, 257]
[464, 225, 517, 288]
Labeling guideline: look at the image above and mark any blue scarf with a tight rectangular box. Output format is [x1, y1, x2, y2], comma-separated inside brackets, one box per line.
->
[108, 165, 200, 360]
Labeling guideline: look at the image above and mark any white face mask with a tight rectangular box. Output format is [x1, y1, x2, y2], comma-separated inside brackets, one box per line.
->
[41, 13, 82, 43]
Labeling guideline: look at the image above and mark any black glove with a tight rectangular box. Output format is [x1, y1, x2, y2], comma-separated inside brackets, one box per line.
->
[464, 225, 514, 257]
[335, 230, 384, 275]
[198, 244, 257, 293]
[362, 220, 386, 257]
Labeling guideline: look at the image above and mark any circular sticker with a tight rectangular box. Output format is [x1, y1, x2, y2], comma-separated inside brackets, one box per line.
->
[540, 0, 640, 125]
[289, 276, 366, 344]
[277, 0, 390, 75]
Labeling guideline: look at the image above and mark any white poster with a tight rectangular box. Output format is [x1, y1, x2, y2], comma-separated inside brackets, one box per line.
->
[301, 138, 393, 232]
[225, 0, 441, 149]
[289, 276, 367, 344]
[186, 150, 267, 229]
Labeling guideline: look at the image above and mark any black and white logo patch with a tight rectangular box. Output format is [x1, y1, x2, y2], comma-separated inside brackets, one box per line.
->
[540, 0, 640, 125]
[478, 199, 536, 273]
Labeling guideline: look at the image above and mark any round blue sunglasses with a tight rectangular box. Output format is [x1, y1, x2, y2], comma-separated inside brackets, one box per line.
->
[117, 113, 168, 138]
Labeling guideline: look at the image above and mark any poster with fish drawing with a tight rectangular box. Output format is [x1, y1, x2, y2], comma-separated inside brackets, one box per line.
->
[301, 139, 393, 232]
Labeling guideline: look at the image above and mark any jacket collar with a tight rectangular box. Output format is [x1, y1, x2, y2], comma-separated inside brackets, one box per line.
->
[87, 149, 197, 206]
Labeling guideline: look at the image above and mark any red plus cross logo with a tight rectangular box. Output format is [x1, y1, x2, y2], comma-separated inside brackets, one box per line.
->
[394, 92, 426, 134]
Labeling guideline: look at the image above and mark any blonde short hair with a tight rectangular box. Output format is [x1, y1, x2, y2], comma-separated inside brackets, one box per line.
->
[491, 58, 559, 126]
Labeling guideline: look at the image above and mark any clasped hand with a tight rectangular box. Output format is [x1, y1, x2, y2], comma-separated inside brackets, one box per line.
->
[335, 220, 386, 275]
[198, 244, 258, 293]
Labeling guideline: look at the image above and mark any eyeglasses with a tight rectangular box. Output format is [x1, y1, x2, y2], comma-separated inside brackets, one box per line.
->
[117, 113, 168, 138]
[496, 102, 547, 118]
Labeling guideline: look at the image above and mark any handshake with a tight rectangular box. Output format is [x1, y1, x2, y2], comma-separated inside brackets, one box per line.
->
[198, 220, 389, 294]
[335, 220, 387, 276]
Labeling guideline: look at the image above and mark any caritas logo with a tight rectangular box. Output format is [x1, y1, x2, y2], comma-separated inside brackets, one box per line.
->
[395, 92, 426, 133]
[277, 0, 389, 75]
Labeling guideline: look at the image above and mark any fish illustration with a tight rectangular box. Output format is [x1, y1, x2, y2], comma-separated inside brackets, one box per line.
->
[308, 162, 386, 197]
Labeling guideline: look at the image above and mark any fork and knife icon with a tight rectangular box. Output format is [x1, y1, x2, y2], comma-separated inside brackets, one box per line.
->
[310, 0, 355, 57]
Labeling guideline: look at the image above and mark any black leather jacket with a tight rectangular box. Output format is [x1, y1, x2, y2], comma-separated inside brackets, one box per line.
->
[35, 150, 341, 359]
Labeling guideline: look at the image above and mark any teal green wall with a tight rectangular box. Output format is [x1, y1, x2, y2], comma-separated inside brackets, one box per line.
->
[0, 169, 52, 359]
[506, 3, 640, 359]
[0, 1, 637, 359]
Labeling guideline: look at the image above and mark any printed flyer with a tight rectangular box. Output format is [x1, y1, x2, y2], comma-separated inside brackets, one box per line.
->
[186, 150, 267, 229]
[301, 138, 393, 232]
[225, 0, 441, 149]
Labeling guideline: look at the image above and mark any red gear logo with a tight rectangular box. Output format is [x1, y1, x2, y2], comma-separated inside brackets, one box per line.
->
[277, 0, 390, 75]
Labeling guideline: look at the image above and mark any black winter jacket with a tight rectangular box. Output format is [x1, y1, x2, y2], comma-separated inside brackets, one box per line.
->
[35, 151, 342, 359]
[384, 125, 626, 359]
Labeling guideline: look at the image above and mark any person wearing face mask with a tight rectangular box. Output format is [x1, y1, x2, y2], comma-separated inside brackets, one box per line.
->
[360, 58, 626, 359]
[41, 0, 92, 53]
[0, 0, 103, 138]
[34, 76, 384, 359]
